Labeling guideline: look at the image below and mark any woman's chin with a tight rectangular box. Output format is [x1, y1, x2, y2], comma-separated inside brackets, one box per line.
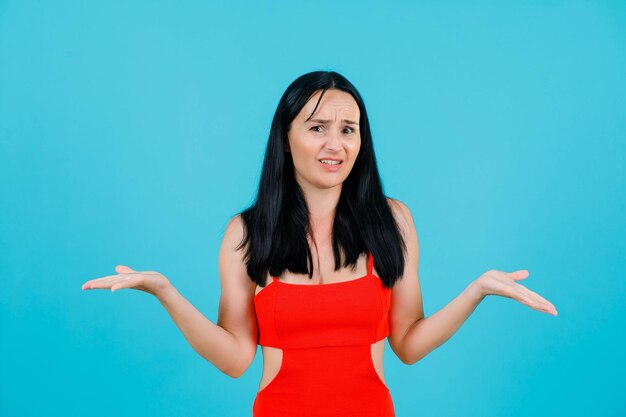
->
[316, 178, 345, 190]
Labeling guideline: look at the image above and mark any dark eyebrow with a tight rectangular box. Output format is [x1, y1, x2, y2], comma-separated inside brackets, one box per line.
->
[307, 118, 359, 126]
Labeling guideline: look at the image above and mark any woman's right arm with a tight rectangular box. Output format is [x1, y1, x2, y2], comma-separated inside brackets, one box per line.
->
[158, 214, 258, 378]
[82, 214, 259, 378]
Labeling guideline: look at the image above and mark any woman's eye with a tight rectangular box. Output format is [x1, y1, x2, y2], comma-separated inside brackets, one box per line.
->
[310, 126, 355, 134]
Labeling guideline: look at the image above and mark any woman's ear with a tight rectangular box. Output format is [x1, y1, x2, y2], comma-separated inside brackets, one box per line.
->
[284, 140, 291, 153]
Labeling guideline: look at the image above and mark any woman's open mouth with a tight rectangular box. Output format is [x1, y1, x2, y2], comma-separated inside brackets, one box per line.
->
[319, 159, 343, 171]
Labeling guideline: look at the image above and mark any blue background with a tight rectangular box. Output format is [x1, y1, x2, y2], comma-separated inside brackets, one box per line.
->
[1, 1, 624, 416]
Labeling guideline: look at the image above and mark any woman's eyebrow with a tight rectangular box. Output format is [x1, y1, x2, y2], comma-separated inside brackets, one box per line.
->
[306, 118, 359, 125]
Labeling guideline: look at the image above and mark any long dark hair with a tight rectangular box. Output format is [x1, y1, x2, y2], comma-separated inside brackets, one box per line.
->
[236, 70, 406, 288]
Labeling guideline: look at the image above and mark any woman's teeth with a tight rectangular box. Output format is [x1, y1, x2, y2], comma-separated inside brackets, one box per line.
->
[320, 159, 342, 165]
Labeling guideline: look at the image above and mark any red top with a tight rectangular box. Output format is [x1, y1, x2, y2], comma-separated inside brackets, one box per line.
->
[252, 252, 396, 416]
[254, 251, 391, 348]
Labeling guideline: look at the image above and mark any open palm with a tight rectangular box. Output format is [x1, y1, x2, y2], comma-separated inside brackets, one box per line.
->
[81, 265, 170, 298]
[476, 269, 558, 316]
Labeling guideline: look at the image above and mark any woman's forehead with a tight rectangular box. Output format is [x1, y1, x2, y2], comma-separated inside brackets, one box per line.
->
[300, 89, 360, 121]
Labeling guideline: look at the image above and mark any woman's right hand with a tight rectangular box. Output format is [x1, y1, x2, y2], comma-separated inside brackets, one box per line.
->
[81, 265, 172, 300]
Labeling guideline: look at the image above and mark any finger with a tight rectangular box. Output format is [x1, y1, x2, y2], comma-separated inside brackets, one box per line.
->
[111, 276, 134, 292]
[82, 274, 121, 290]
[115, 265, 136, 273]
[510, 270, 529, 281]
[518, 291, 558, 316]
[519, 295, 547, 312]
[516, 289, 543, 307]
[531, 301, 558, 316]
[84, 278, 118, 289]
[84, 274, 135, 290]
[112, 274, 146, 292]
[524, 288, 556, 310]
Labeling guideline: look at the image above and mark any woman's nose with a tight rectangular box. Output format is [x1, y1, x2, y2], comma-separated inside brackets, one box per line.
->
[324, 130, 342, 150]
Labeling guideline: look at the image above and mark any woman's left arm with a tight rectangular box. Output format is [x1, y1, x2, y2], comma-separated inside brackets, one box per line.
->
[386, 199, 557, 366]
[400, 273, 557, 365]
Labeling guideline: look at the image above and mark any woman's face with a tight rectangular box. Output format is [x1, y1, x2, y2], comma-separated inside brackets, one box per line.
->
[286, 89, 361, 192]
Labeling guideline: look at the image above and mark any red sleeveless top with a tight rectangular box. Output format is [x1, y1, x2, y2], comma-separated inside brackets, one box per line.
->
[253, 252, 396, 417]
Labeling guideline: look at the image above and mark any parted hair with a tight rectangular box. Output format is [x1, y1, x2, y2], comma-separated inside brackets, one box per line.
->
[235, 70, 406, 288]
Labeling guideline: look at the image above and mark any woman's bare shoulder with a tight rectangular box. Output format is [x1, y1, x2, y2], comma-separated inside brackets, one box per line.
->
[219, 213, 254, 291]
[223, 213, 245, 242]
[385, 197, 414, 238]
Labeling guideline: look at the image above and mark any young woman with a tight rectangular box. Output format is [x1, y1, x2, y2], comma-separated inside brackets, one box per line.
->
[82, 71, 557, 417]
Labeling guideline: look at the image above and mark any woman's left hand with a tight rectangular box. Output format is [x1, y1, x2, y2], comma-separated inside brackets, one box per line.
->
[474, 269, 558, 316]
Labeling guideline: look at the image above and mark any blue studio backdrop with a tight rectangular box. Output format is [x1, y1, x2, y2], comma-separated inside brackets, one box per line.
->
[1, 1, 624, 416]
